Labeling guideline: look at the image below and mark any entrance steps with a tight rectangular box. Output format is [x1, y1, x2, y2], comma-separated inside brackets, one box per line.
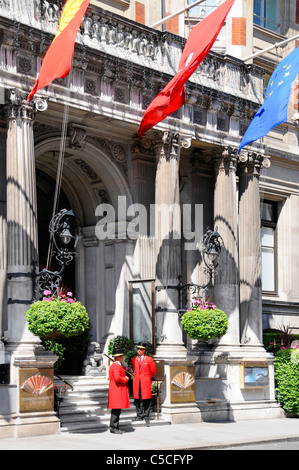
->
[54, 375, 170, 433]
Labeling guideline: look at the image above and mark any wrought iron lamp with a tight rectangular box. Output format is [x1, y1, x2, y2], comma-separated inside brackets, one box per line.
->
[178, 229, 223, 315]
[32, 209, 80, 297]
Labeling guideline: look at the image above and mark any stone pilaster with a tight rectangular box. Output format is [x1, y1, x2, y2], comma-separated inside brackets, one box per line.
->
[0, 128, 7, 338]
[4, 90, 57, 379]
[238, 151, 271, 348]
[1, 89, 59, 436]
[213, 146, 240, 348]
[5, 90, 39, 358]
[154, 131, 190, 360]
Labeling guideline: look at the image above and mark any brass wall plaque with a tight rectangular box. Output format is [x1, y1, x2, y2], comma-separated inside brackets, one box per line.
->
[19, 368, 54, 413]
[170, 365, 196, 403]
[240, 362, 269, 389]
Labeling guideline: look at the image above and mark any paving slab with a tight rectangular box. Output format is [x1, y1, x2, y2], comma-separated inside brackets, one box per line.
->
[0, 418, 298, 451]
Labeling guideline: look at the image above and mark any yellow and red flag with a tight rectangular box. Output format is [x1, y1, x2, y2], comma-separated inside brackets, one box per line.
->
[27, 0, 90, 102]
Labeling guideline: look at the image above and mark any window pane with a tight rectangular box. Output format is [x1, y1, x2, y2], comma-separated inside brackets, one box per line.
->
[188, 0, 202, 15]
[132, 282, 153, 344]
[262, 226, 274, 247]
[264, 0, 278, 31]
[262, 246, 275, 291]
[261, 202, 273, 221]
[188, 0, 216, 16]
[254, 0, 262, 26]
[204, 0, 216, 15]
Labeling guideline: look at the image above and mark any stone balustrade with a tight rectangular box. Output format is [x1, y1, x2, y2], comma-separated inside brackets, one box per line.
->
[0, 0, 265, 109]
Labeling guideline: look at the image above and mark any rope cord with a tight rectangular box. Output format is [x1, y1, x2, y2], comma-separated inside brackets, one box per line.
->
[46, 75, 71, 270]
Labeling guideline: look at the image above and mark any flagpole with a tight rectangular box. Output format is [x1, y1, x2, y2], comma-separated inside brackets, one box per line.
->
[150, 0, 206, 28]
[243, 33, 299, 62]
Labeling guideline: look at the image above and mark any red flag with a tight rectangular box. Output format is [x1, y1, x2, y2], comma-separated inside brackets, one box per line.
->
[27, 0, 90, 102]
[138, 0, 235, 137]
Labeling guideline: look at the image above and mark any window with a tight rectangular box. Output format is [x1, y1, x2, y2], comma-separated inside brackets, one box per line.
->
[129, 280, 155, 351]
[188, 0, 216, 16]
[261, 201, 277, 293]
[254, 0, 279, 33]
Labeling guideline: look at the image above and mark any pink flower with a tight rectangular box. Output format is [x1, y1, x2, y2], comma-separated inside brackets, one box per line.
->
[61, 299, 67, 302]
[67, 292, 73, 297]
[68, 298, 75, 303]
[43, 290, 52, 296]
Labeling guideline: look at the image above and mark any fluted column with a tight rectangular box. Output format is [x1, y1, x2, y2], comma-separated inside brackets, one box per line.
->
[0, 128, 7, 337]
[5, 89, 40, 357]
[154, 131, 190, 359]
[238, 152, 271, 348]
[213, 146, 240, 348]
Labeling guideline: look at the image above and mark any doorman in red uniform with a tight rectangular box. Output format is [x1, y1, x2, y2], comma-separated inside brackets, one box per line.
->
[132, 342, 156, 424]
[107, 348, 130, 434]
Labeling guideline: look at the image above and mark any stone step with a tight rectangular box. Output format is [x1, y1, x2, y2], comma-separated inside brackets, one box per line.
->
[54, 375, 170, 433]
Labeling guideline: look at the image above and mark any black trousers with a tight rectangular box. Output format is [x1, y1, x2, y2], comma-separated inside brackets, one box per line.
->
[110, 408, 121, 430]
[134, 384, 151, 419]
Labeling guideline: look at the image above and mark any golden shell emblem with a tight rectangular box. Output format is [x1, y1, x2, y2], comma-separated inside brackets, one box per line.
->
[21, 375, 53, 396]
[171, 372, 195, 389]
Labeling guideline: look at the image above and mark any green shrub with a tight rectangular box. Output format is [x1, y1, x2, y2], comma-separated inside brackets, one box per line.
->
[108, 335, 137, 369]
[26, 291, 90, 373]
[274, 348, 299, 416]
[181, 302, 228, 341]
[263, 331, 299, 353]
[26, 295, 89, 339]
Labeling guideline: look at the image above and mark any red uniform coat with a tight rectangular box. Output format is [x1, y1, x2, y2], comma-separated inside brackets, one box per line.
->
[132, 355, 156, 400]
[107, 361, 130, 409]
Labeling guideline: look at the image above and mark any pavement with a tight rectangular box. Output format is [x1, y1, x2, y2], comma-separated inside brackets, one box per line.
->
[0, 417, 298, 451]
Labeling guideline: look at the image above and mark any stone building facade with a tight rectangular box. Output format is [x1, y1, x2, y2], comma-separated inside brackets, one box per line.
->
[0, 0, 299, 436]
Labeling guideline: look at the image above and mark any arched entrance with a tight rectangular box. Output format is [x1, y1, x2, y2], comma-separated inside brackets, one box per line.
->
[34, 135, 133, 350]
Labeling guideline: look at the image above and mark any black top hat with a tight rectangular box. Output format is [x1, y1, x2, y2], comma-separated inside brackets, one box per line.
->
[137, 342, 147, 350]
[113, 348, 124, 357]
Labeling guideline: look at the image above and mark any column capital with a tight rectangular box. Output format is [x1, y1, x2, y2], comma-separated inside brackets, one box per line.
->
[213, 145, 238, 172]
[238, 151, 271, 176]
[4, 88, 48, 121]
[140, 131, 191, 161]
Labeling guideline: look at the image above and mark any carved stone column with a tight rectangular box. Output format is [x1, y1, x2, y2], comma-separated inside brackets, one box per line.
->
[154, 131, 190, 359]
[0, 127, 7, 341]
[213, 147, 240, 348]
[5, 90, 56, 379]
[153, 132, 202, 425]
[5, 90, 39, 355]
[238, 152, 271, 348]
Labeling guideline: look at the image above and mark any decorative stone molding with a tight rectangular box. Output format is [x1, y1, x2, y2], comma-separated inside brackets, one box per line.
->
[73, 158, 98, 181]
[0, 1, 265, 111]
[238, 152, 271, 176]
[190, 149, 214, 173]
[4, 89, 48, 121]
[68, 124, 87, 149]
[213, 146, 238, 173]
[93, 136, 128, 176]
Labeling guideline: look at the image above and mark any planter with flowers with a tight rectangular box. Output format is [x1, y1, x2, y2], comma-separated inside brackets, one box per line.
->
[181, 298, 228, 342]
[26, 288, 90, 373]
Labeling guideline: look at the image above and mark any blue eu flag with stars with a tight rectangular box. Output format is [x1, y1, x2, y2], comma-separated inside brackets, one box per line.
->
[239, 47, 299, 152]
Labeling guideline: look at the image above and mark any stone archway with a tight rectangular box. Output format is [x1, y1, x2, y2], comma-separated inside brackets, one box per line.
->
[34, 135, 134, 347]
